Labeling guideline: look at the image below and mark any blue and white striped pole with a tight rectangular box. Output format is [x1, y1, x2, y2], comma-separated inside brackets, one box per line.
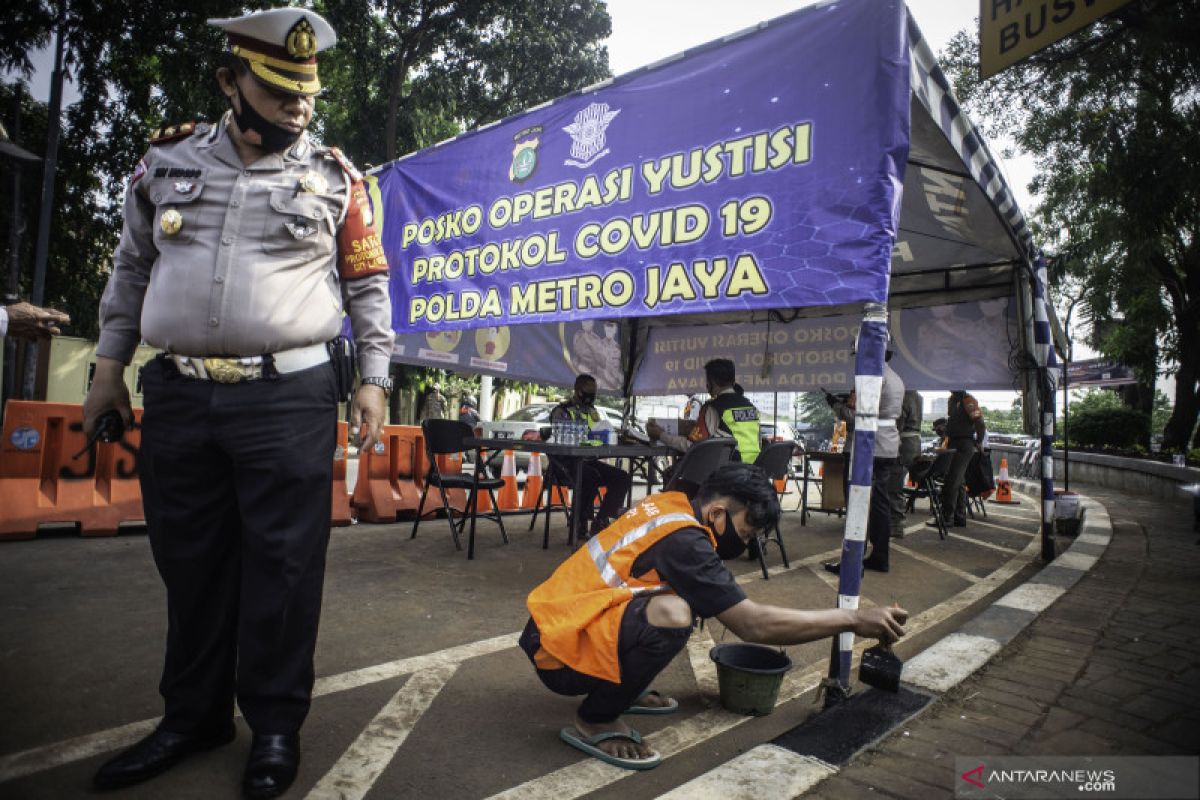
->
[1031, 255, 1059, 562]
[826, 302, 889, 697]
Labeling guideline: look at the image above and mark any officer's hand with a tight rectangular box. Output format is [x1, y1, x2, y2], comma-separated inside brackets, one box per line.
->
[6, 301, 70, 339]
[645, 420, 662, 441]
[352, 384, 387, 453]
[851, 606, 908, 645]
[83, 357, 133, 437]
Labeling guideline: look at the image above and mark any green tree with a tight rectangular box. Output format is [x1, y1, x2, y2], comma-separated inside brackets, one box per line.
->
[316, 0, 612, 164]
[942, 0, 1200, 451]
[1, 0, 611, 340]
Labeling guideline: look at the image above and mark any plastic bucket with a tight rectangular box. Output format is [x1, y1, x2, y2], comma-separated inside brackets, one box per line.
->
[709, 643, 792, 716]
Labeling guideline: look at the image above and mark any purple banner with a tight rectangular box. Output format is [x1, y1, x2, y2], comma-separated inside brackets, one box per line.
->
[631, 299, 1016, 394]
[369, 0, 910, 333]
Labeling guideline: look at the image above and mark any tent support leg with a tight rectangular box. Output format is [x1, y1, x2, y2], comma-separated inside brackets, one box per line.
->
[825, 301, 889, 695]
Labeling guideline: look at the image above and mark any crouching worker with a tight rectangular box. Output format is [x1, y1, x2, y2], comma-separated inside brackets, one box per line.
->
[519, 463, 909, 770]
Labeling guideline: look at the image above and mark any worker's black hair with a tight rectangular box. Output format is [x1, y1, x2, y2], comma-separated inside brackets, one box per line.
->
[704, 358, 736, 387]
[575, 373, 596, 390]
[695, 462, 781, 532]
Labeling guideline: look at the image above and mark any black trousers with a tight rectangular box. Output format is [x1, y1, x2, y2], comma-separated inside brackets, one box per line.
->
[867, 458, 895, 568]
[138, 357, 337, 735]
[521, 596, 692, 724]
[940, 438, 975, 524]
[550, 457, 632, 530]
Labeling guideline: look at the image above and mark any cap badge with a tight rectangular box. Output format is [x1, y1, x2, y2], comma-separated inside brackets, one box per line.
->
[173, 180, 195, 194]
[160, 209, 183, 236]
[286, 18, 318, 59]
[299, 171, 328, 194]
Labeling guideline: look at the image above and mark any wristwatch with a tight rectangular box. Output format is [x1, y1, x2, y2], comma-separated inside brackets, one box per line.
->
[360, 376, 393, 396]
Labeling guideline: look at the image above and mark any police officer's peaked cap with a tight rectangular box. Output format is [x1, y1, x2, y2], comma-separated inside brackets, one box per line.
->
[208, 8, 336, 97]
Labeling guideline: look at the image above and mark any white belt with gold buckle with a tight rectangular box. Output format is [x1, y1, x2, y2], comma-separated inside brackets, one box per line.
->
[168, 343, 329, 383]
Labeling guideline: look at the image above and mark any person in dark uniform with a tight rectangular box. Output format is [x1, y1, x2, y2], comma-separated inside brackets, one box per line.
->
[83, 9, 394, 798]
[520, 463, 908, 769]
[549, 374, 632, 538]
[929, 390, 986, 529]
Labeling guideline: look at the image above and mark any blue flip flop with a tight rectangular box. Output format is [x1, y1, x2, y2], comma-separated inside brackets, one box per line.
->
[625, 689, 679, 715]
[559, 727, 662, 770]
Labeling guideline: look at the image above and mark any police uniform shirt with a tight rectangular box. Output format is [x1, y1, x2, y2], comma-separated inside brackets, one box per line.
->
[97, 113, 394, 378]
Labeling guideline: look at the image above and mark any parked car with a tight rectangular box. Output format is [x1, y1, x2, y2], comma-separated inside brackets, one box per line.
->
[467, 403, 625, 472]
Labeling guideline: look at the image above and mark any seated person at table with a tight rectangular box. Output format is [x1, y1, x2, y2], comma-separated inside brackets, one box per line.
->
[646, 358, 761, 464]
[550, 374, 632, 538]
[520, 463, 908, 770]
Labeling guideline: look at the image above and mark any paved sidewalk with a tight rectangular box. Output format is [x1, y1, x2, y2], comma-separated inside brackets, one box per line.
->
[816, 482, 1199, 797]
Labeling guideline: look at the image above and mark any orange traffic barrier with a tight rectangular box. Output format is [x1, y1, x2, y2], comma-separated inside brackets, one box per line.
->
[331, 421, 352, 526]
[0, 401, 144, 540]
[496, 450, 520, 510]
[350, 425, 426, 522]
[991, 457, 1018, 504]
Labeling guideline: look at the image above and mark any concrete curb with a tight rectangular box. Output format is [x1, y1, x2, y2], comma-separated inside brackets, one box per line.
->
[667, 482, 1113, 799]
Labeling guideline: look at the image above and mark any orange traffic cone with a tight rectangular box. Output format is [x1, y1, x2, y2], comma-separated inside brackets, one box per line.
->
[774, 477, 786, 493]
[521, 454, 543, 510]
[991, 457, 1019, 504]
[497, 450, 520, 510]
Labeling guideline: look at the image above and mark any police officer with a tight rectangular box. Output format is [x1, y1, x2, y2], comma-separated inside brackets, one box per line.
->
[549, 374, 632, 537]
[646, 358, 761, 464]
[84, 9, 394, 798]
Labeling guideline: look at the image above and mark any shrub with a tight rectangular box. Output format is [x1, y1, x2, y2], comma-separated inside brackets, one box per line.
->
[1068, 406, 1151, 449]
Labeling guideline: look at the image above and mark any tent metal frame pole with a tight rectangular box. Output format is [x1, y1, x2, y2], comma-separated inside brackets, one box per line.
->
[823, 301, 888, 705]
[1032, 256, 1058, 564]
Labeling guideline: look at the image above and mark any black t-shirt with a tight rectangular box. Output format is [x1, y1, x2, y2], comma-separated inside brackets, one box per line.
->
[630, 526, 746, 619]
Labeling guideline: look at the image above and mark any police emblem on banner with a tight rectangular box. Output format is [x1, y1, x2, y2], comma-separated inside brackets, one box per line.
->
[509, 126, 541, 183]
[563, 102, 620, 168]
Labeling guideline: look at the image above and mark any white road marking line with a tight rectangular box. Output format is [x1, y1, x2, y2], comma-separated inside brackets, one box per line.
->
[890, 544, 981, 584]
[0, 635, 517, 784]
[732, 548, 841, 585]
[947, 531, 1021, 554]
[656, 745, 836, 799]
[307, 664, 456, 800]
[685, 627, 720, 700]
[966, 517, 1036, 536]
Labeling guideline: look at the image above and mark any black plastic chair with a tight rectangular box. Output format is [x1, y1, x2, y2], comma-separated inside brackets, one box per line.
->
[411, 419, 508, 559]
[529, 457, 574, 549]
[751, 441, 795, 579]
[664, 438, 735, 497]
[902, 450, 952, 539]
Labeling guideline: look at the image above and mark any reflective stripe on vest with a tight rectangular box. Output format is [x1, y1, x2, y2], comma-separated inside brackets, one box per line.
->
[587, 512, 696, 589]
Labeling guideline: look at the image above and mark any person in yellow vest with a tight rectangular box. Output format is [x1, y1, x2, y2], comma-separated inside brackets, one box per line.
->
[647, 358, 761, 467]
[520, 462, 909, 770]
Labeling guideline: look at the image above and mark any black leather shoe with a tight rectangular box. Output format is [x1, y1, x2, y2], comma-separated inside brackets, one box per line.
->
[862, 558, 890, 573]
[823, 561, 864, 577]
[93, 723, 236, 790]
[243, 734, 300, 799]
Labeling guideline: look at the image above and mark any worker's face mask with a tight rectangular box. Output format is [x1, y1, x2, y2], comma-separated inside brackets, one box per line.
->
[712, 507, 747, 560]
[579, 391, 596, 406]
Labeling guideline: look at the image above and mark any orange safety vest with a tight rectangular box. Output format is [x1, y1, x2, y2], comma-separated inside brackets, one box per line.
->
[526, 492, 718, 683]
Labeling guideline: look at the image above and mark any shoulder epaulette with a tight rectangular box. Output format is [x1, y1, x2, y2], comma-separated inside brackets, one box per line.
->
[326, 146, 363, 182]
[149, 121, 197, 146]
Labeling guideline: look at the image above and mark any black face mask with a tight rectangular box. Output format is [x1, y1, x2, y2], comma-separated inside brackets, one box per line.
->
[579, 392, 596, 406]
[230, 89, 302, 153]
[713, 510, 748, 560]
